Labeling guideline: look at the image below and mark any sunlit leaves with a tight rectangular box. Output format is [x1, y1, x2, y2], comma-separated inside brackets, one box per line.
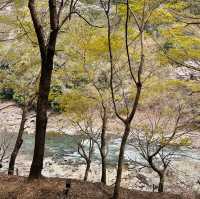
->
[59, 89, 97, 121]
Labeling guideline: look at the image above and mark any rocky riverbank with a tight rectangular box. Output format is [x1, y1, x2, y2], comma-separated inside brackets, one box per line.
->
[1, 146, 199, 198]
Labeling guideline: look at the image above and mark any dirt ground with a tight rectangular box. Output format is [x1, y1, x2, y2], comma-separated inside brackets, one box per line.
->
[0, 174, 189, 199]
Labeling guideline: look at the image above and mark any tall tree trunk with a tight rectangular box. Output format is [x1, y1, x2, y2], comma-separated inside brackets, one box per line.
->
[158, 173, 164, 192]
[29, 56, 54, 178]
[84, 160, 91, 181]
[100, 107, 107, 184]
[28, 0, 60, 179]
[8, 106, 27, 175]
[113, 123, 130, 199]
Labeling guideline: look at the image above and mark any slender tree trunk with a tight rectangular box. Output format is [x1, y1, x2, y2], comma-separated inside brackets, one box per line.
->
[8, 106, 27, 175]
[158, 174, 164, 192]
[101, 151, 107, 184]
[148, 157, 165, 193]
[100, 108, 107, 184]
[84, 160, 91, 181]
[113, 123, 130, 199]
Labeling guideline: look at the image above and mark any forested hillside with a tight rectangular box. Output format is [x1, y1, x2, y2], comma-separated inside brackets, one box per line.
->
[0, 0, 200, 198]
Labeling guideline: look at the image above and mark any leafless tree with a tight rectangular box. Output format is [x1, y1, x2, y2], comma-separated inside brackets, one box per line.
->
[7, 105, 27, 175]
[129, 105, 193, 192]
[84, 67, 110, 184]
[72, 116, 109, 182]
[100, 0, 161, 197]
[78, 138, 94, 181]
[102, 2, 144, 198]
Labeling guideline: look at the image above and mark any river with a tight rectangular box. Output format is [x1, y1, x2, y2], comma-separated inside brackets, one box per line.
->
[1, 132, 200, 193]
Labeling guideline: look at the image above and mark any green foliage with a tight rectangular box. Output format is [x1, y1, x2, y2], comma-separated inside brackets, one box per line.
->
[59, 89, 97, 122]
[12, 93, 25, 105]
[14, 0, 26, 8]
[49, 85, 63, 112]
[0, 88, 14, 100]
[46, 131, 65, 137]
[0, 39, 39, 106]
[0, 0, 198, 140]
[179, 137, 192, 146]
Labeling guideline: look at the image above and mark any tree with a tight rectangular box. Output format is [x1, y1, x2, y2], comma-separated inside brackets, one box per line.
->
[8, 105, 27, 175]
[155, 3, 200, 125]
[100, 0, 190, 197]
[28, 0, 60, 178]
[101, 0, 147, 197]
[54, 21, 111, 184]
[28, 0, 104, 178]
[130, 72, 198, 192]
[169, 0, 200, 26]
[153, 1, 200, 73]
[130, 105, 192, 192]
[60, 84, 110, 183]
[0, 32, 40, 175]
[78, 137, 95, 181]
[27, 0, 79, 178]
[8, 88, 38, 175]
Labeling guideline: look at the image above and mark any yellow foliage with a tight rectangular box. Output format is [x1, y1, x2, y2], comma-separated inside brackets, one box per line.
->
[59, 90, 97, 121]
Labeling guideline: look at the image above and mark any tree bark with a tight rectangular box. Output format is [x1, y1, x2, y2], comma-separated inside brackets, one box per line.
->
[8, 106, 27, 175]
[113, 123, 130, 199]
[84, 160, 91, 181]
[100, 107, 107, 184]
[29, 31, 58, 179]
[28, 0, 70, 178]
[28, 0, 59, 179]
[101, 151, 107, 184]
[158, 174, 164, 192]
[29, 51, 55, 178]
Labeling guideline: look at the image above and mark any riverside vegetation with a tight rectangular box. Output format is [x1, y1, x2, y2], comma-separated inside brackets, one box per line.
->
[0, 0, 200, 199]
